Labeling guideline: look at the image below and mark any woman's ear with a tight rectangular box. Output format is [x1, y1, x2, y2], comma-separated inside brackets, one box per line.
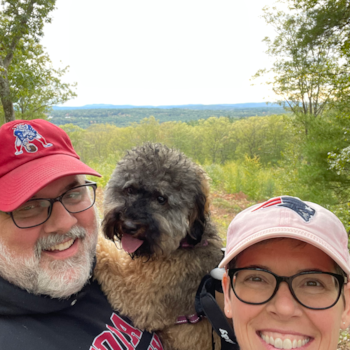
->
[222, 271, 233, 319]
[341, 282, 350, 329]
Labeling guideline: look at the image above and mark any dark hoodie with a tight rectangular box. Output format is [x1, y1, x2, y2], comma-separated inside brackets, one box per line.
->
[0, 274, 163, 349]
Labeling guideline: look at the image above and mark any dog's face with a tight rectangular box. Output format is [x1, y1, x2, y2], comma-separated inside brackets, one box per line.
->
[102, 143, 210, 258]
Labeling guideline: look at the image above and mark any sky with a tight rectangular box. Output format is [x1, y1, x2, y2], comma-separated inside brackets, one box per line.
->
[41, 0, 279, 107]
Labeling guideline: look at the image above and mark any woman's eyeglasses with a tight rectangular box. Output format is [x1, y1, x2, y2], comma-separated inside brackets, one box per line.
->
[228, 267, 347, 310]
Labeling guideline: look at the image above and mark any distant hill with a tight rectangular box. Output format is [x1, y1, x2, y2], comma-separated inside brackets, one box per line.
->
[50, 105, 287, 129]
[53, 102, 281, 111]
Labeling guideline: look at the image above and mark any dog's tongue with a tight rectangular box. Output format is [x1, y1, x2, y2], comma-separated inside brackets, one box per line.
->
[121, 234, 144, 253]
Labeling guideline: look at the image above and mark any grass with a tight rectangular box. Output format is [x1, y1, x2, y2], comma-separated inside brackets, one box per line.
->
[210, 191, 255, 244]
[338, 329, 350, 349]
[94, 187, 105, 218]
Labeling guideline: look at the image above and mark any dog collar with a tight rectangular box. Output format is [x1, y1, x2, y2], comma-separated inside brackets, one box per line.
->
[179, 238, 208, 248]
[175, 313, 203, 325]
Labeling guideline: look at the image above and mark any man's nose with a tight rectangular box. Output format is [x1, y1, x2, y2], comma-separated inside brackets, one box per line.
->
[43, 201, 78, 234]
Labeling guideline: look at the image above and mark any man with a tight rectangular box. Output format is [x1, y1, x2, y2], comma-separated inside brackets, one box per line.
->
[0, 119, 163, 350]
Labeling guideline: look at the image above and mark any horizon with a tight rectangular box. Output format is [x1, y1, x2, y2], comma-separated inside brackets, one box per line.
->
[53, 101, 282, 109]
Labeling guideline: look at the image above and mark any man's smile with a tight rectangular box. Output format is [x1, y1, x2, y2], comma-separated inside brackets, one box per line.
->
[45, 238, 75, 251]
[43, 238, 80, 259]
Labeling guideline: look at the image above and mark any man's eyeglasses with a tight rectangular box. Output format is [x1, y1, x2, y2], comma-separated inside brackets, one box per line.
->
[6, 180, 97, 229]
[228, 267, 347, 310]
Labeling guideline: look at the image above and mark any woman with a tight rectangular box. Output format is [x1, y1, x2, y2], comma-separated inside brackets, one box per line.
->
[220, 196, 350, 350]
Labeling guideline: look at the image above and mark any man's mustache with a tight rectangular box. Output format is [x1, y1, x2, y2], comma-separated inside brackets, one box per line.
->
[34, 226, 86, 258]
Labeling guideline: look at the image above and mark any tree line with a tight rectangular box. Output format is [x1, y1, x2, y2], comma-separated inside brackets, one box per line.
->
[61, 115, 290, 169]
[61, 112, 350, 235]
[49, 107, 285, 129]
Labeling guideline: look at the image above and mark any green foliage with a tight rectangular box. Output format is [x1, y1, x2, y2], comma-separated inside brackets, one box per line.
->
[198, 117, 234, 164]
[234, 115, 293, 165]
[328, 112, 350, 177]
[0, 107, 4, 125]
[291, 0, 350, 58]
[0, 0, 56, 48]
[0, 0, 76, 123]
[65, 114, 291, 166]
[331, 204, 350, 235]
[276, 111, 350, 205]
[61, 112, 350, 233]
[8, 39, 77, 120]
[254, 1, 350, 122]
[204, 157, 280, 201]
[61, 123, 135, 164]
[131, 116, 162, 144]
[86, 154, 121, 188]
[50, 107, 286, 129]
[329, 145, 350, 175]
[250, 0, 350, 233]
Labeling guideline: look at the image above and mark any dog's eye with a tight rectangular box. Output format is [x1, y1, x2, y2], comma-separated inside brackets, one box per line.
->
[125, 187, 136, 195]
[157, 196, 167, 205]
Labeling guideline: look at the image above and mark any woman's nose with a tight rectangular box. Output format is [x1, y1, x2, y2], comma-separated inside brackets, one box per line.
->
[265, 282, 303, 319]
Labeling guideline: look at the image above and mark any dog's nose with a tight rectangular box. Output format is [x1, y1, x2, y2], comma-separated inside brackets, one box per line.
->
[122, 220, 139, 234]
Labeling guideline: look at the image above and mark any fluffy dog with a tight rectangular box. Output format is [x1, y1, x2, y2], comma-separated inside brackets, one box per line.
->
[94, 143, 223, 350]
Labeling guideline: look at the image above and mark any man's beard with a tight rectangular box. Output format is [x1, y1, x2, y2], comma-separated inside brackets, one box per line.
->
[0, 220, 98, 299]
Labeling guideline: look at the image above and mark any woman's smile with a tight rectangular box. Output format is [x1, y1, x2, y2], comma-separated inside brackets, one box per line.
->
[259, 331, 311, 349]
[223, 238, 350, 350]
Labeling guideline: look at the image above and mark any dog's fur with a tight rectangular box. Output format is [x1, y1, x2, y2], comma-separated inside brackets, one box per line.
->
[94, 143, 223, 350]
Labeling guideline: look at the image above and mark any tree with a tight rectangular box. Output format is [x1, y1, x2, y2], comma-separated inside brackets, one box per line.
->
[199, 117, 234, 164]
[234, 117, 268, 160]
[131, 116, 162, 144]
[291, 0, 350, 58]
[0, 0, 75, 123]
[329, 145, 350, 176]
[285, 0, 350, 118]
[258, 1, 350, 200]
[160, 121, 194, 157]
[277, 111, 350, 205]
[8, 39, 76, 120]
[254, 3, 350, 131]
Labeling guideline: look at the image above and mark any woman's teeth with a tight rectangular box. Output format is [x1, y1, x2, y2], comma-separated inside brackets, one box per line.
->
[46, 239, 75, 251]
[260, 332, 310, 349]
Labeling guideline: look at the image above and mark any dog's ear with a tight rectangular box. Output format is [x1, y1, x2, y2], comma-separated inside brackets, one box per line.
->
[187, 192, 207, 245]
[102, 209, 121, 241]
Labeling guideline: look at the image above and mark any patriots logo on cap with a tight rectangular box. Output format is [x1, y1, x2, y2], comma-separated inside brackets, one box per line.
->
[253, 196, 316, 222]
[13, 123, 53, 155]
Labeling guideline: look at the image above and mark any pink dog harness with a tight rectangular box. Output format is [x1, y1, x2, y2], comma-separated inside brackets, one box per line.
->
[175, 238, 209, 324]
[175, 314, 202, 325]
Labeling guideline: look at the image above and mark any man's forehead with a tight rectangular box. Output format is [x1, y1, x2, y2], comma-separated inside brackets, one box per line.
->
[31, 175, 86, 198]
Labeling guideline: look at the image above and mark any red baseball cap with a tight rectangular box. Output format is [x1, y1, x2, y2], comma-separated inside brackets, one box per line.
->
[0, 119, 101, 212]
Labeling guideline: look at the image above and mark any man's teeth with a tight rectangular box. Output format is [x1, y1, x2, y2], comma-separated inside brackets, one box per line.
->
[261, 333, 310, 349]
[46, 239, 75, 251]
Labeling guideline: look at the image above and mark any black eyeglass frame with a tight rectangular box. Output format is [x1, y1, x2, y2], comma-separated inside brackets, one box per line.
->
[228, 267, 347, 310]
[6, 180, 97, 229]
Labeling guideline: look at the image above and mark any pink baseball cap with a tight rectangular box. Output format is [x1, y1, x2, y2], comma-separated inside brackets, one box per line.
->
[0, 119, 101, 212]
[219, 196, 350, 277]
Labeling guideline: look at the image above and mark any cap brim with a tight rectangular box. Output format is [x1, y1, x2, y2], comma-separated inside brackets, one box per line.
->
[0, 154, 101, 212]
[219, 227, 350, 277]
